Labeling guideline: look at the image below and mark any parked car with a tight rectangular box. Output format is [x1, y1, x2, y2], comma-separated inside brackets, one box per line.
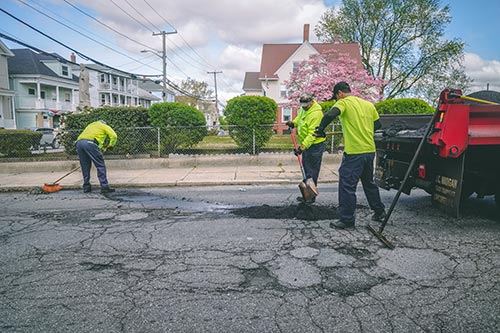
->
[30, 127, 60, 149]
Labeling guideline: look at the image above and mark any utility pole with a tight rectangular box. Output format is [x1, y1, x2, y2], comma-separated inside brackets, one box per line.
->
[153, 30, 177, 102]
[207, 70, 222, 114]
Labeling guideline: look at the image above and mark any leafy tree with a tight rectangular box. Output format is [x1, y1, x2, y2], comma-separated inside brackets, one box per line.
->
[148, 102, 207, 154]
[176, 78, 213, 113]
[224, 96, 277, 153]
[315, 0, 470, 100]
[284, 51, 385, 105]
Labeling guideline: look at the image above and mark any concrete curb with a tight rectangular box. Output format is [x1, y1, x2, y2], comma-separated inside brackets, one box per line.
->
[0, 153, 343, 173]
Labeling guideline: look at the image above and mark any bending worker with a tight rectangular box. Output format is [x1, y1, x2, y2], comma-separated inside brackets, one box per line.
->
[76, 120, 117, 193]
[286, 95, 326, 203]
[314, 82, 385, 229]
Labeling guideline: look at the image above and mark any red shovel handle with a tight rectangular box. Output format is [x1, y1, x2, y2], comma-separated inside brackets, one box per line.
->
[291, 130, 306, 178]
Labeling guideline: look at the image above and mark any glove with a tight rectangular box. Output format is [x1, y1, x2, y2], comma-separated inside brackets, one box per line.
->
[293, 145, 305, 156]
[286, 120, 295, 129]
[313, 126, 326, 138]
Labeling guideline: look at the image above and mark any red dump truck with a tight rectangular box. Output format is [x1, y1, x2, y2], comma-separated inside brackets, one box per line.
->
[374, 89, 500, 217]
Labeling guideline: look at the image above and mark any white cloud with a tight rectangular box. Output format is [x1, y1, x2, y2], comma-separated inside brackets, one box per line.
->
[70, 0, 329, 99]
[464, 53, 500, 92]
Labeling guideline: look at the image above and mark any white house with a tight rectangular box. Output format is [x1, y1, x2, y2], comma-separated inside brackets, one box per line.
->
[242, 24, 363, 134]
[7, 49, 79, 129]
[82, 64, 160, 109]
[0, 40, 15, 129]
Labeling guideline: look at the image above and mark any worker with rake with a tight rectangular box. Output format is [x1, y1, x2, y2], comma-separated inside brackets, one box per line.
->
[314, 81, 386, 229]
[76, 120, 117, 193]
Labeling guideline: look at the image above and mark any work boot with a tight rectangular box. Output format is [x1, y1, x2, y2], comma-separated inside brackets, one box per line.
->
[100, 187, 116, 194]
[329, 219, 355, 229]
[296, 196, 315, 204]
[83, 185, 92, 193]
[372, 210, 386, 222]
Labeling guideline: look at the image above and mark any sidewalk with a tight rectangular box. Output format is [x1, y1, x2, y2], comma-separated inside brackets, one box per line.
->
[0, 154, 342, 191]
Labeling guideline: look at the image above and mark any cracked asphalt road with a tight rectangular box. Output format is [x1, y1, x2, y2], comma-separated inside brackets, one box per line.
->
[0, 185, 499, 332]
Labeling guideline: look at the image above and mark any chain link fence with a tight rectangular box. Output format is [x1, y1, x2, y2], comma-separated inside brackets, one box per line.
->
[0, 122, 343, 160]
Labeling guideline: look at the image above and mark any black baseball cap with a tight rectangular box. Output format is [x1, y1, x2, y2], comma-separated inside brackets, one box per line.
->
[333, 81, 351, 97]
[299, 95, 313, 106]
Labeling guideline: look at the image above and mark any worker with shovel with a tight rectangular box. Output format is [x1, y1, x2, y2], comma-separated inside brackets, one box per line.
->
[76, 120, 117, 193]
[286, 95, 326, 203]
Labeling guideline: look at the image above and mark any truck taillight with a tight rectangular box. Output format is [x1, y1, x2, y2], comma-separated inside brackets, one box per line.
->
[418, 163, 426, 179]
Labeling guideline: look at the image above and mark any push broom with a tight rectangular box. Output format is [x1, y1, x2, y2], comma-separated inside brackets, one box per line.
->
[42, 166, 80, 193]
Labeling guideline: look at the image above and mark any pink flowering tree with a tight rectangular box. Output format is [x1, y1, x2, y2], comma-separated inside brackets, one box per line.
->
[284, 51, 386, 107]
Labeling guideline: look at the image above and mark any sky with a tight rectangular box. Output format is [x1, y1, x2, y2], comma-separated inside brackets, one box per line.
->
[1, 0, 499, 104]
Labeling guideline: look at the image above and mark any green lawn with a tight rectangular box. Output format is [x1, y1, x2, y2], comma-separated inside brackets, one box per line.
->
[196, 135, 294, 149]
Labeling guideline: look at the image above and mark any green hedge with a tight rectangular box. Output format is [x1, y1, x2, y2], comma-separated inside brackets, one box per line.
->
[61, 106, 150, 155]
[0, 129, 42, 157]
[375, 98, 434, 114]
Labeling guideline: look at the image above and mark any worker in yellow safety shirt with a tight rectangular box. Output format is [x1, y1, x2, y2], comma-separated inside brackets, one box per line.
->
[286, 95, 326, 203]
[76, 120, 117, 193]
[314, 81, 386, 229]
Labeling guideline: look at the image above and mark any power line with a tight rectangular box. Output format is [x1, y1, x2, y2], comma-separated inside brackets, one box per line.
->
[61, 0, 193, 78]
[16, 0, 162, 74]
[0, 29, 207, 101]
[142, 0, 214, 68]
[123, 0, 162, 32]
[62, 0, 156, 53]
[109, 0, 154, 33]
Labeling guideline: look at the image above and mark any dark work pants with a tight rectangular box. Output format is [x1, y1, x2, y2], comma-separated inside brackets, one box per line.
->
[338, 152, 385, 223]
[302, 141, 326, 185]
[76, 140, 109, 188]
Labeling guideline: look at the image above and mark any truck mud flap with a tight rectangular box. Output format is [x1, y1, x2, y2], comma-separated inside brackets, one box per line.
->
[431, 153, 465, 217]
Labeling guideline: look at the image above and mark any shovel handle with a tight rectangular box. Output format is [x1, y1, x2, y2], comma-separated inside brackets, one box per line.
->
[291, 130, 306, 179]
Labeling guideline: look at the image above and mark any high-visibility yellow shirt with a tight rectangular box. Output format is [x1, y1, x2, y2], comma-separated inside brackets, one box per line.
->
[335, 95, 379, 154]
[292, 101, 326, 149]
[77, 121, 117, 150]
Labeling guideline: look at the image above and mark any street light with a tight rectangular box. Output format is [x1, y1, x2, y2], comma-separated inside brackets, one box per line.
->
[141, 49, 167, 102]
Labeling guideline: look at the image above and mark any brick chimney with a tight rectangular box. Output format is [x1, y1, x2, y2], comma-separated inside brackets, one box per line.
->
[303, 24, 310, 42]
[70, 52, 76, 62]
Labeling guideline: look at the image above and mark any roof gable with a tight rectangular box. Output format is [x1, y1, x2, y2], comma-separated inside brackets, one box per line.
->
[242, 72, 261, 91]
[8, 49, 78, 82]
[259, 41, 362, 80]
[0, 40, 14, 57]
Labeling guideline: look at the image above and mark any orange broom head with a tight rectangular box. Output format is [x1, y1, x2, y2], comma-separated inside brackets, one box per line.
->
[42, 183, 63, 193]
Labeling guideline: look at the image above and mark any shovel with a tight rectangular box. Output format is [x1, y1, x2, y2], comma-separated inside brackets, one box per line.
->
[291, 130, 318, 202]
[42, 166, 80, 193]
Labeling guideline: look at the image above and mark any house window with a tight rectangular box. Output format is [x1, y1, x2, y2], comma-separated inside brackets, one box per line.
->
[64, 92, 71, 102]
[100, 74, 105, 83]
[280, 85, 288, 98]
[292, 61, 300, 73]
[282, 107, 292, 122]
[28, 88, 36, 95]
[100, 94, 106, 105]
[112, 77, 117, 85]
[40, 91, 46, 99]
[62, 65, 69, 76]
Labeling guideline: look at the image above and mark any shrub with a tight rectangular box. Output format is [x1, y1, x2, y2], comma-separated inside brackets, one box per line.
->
[0, 129, 41, 157]
[148, 102, 207, 155]
[375, 98, 434, 114]
[224, 96, 277, 153]
[61, 106, 149, 155]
